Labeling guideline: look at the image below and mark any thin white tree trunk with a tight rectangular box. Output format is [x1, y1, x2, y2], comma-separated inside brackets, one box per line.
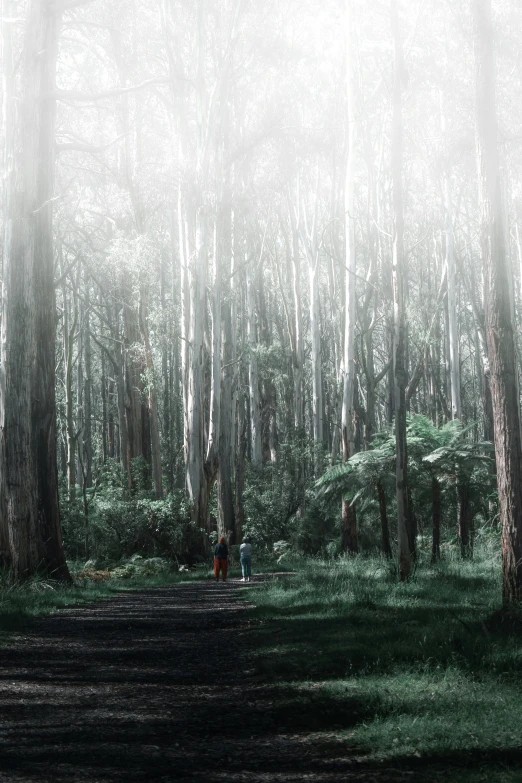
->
[62, 281, 78, 502]
[186, 205, 207, 506]
[391, 0, 411, 580]
[309, 256, 323, 474]
[289, 214, 304, 432]
[300, 177, 323, 476]
[206, 219, 222, 469]
[441, 100, 461, 421]
[341, 0, 357, 551]
[139, 284, 163, 498]
[246, 253, 262, 464]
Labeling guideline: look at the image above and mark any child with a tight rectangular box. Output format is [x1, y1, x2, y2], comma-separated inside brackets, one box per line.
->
[214, 536, 228, 582]
[239, 537, 252, 582]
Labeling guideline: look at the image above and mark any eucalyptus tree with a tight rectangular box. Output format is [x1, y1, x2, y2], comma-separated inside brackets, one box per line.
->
[390, 0, 411, 579]
[474, 0, 522, 603]
[341, 0, 358, 552]
[1, 0, 70, 580]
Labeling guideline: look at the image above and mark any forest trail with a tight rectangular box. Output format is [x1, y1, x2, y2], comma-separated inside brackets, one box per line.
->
[0, 580, 419, 782]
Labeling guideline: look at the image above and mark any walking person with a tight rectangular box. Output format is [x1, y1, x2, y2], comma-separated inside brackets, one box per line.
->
[214, 536, 229, 582]
[240, 537, 253, 582]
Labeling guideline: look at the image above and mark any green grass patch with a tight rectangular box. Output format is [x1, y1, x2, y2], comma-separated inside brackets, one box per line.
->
[0, 555, 292, 638]
[0, 559, 207, 637]
[245, 547, 522, 781]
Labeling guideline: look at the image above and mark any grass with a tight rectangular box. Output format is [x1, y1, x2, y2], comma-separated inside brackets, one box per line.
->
[244, 543, 522, 781]
[0, 560, 208, 636]
[0, 555, 291, 637]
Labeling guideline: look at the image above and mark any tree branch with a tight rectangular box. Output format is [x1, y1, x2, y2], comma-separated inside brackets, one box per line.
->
[48, 77, 174, 102]
[406, 264, 447, 405]
[56, 130, 130, 155]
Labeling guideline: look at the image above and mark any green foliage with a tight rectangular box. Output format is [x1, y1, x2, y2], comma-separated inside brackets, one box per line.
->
[246, 549, 522, 780]
[0, 559, 206, 636]
[109, 554, 170, 579]
[290, 490, 339, 556]
[315, 416, 496, 552]
[242, 463, 299, 547]
[60, 460, 199, 564]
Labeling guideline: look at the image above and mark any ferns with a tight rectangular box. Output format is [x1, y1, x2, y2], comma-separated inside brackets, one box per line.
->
[316, 414, 495, 526]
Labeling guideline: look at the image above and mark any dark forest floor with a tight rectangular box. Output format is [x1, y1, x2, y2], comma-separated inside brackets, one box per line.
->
[0, 576, 518, 782]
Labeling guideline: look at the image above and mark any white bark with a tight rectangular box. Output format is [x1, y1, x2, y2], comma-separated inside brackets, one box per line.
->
[309, 253, 323, 472]
[391, 0, 411, 579]
[139, 284, 163, 498]
[299, 175, 323, 474]
[186, 206, 207, 503]
[441, 101, 461, 421]
[246, 253, 262, 464]
[342, 0, 357, 466]
[178, 183, 190, 463]
[289, 210, 304, 432]
[206, 219, 222, 466]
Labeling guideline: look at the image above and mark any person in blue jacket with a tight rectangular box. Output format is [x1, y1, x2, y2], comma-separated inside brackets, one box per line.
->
[240, 538, 252, 582]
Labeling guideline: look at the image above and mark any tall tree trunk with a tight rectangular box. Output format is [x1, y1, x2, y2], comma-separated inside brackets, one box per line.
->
[122, 278, 146, 488]
[62, 283, 78, 501]
[441, 103, 462, 421]
[139, 284, 163, 497]
[432, 476, 441, 561]
[114, 330, 129, 481]
[246, 256, 262, 464]
[185, 201, 208, 526]
[309, 255, 323, 475]
[160, 258, 172, 491]
[2, 0, 69, 580]
[376, 479, 392, 559]
[341, 0, 357, 553]
[391, 0, 412, 580]
[75, 284, 84, 490]
[235, 382, 247, 543]
[218, 202, 236, 541]
[83, 277, 93, 487]
[289, 212, 304, 433]
[474, 0, 522, 603]
[205, 216, 222, 489]
[101, 351, 108, 464]
[457, 480, 472, 558]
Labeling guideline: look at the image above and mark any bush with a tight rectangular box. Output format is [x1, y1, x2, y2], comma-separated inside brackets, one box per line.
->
[60, 476, 203, 565]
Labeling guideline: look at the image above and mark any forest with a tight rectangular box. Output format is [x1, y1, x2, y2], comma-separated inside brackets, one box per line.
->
[2, 0, 520, 591]
[1, 0, 522, 779]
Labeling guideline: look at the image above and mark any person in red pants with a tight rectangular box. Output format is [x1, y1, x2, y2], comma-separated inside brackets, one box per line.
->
[214, 537, 229, 582]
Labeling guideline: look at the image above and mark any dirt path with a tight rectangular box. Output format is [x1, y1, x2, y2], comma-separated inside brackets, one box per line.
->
[0, 580, 425, 782]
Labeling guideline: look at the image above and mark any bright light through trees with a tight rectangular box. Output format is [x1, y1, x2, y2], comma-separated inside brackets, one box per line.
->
[1, 0, 522, 600]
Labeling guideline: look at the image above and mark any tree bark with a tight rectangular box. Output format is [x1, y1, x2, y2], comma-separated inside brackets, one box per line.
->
[432, 476, 441, 561]
[139, 284, 163, 498]
[62, 282, 78, 501]
[376, 479, 393, 559]
[391, 0, 412, 580]
[474, 0, 522, 603]
[2, 0, 70, 580]
[441, 102, 462, 422]
[457, 480, 472, 558]
[218, 202, 236, 541]
[83, 276, 93, 487]
[246, 255, 262, 465]
[341, 0, 358, 553]
[122, 276, 147, 489]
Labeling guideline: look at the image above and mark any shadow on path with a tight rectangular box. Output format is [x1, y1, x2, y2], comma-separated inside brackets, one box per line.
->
[0, 579, 512, 782]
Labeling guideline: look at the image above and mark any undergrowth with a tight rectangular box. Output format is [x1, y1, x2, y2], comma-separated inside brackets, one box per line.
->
[0, 554, 290, 637]
[0, 559, 207, 636]
[246, 542, 522, 782]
